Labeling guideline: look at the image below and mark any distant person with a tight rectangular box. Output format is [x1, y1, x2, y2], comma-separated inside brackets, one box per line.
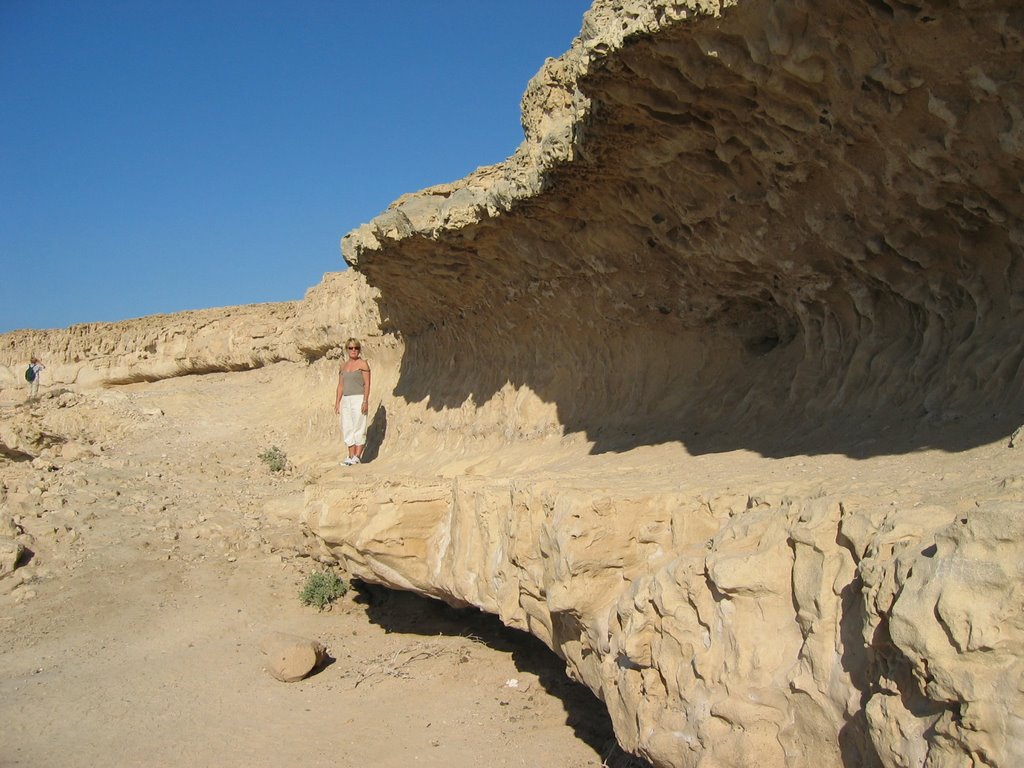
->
[334, 338, 371, 465]
[26, 356, 45, 398]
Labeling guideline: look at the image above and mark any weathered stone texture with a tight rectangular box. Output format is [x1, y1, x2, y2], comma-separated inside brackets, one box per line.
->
[3, 1, 1022, 766]
[0, 271, 381, 392]
[308, 476, 1024, 768]
[322, 2, 1024, 767]
[343, 0, 1024, 457]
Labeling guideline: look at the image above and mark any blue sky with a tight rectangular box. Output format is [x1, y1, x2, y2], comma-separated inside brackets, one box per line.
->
[0, 1, 592, 332]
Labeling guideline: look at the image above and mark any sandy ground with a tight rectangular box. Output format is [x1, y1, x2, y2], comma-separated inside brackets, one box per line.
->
[0, 370, 646, 768]
[2, 365, 1020, 768]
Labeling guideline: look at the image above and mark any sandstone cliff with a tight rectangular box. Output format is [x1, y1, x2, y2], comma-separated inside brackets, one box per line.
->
[3, 1, 1022, 767]
[310, 2, 1024, 767]
[0, 271, 380, 392]
[342, 0, 1024, 459]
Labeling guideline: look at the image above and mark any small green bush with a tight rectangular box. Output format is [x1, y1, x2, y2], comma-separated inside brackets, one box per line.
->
[258, 446, 287, 473]
[300, 570, 349, 610]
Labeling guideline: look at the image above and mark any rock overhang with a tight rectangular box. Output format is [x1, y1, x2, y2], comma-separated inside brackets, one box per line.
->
[321, 3, 1024, 767]
[340, 0, 1024, 458]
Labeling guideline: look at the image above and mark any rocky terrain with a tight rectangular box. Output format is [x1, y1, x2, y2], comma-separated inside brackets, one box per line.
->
[0, 369, 643, 768]
[3, 1, 1024, 767]
[0, 271, 380, 390]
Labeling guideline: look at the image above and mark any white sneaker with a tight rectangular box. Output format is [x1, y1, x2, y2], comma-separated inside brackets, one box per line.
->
[343, 457, 356, 466]
[350, 456, 361, 464]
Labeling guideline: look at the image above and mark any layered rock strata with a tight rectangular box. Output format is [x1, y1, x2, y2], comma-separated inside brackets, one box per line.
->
[319, 1, 1024, 767]
[308, 471, 1023, 768]
[0, 271, 380, 392]
[342, 0, 1024, 457]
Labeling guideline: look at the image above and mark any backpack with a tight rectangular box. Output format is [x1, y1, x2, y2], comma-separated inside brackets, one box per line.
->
[25, 365, 35, 382]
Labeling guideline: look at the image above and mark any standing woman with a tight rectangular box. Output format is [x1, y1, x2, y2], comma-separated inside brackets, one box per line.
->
[334, 338, 371, 465]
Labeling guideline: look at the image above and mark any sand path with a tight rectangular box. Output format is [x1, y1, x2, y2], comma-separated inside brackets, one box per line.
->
[1, 369, 640, 768]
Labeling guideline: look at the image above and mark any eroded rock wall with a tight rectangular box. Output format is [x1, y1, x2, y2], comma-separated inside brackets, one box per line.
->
[307, 475, 1024, 768]
[320, 1, 1024, 767]
[342, 0, 1024, 458]
[0, 271, 381, 392]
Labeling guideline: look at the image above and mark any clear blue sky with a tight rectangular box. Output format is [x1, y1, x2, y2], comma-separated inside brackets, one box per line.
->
[0, 1, 592, 332]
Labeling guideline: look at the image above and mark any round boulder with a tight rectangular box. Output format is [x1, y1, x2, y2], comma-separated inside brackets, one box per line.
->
[260, 632, 327, 683]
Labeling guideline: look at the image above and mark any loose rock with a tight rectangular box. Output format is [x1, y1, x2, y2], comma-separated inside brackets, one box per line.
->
[259, 632, 327, 683]
[0, 538, 25, 578]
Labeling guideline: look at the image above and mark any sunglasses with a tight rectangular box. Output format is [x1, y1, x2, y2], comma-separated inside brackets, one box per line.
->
[347, 346, 360, 350]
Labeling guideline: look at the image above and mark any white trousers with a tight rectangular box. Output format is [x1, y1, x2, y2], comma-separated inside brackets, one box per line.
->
[340, 394, 368, 447]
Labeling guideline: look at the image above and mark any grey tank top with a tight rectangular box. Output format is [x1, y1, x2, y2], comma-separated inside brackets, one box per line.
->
[341, 369, 365, 396]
